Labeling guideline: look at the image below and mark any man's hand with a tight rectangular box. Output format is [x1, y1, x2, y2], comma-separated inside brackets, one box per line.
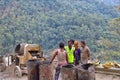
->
[88, 57, 90, 60]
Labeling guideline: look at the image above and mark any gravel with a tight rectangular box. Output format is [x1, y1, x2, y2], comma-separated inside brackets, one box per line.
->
[0, 64, 120, 80]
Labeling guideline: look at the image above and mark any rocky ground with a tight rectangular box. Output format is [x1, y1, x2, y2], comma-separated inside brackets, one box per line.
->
[0, 72, 27, 80]
[0, 62, 120, 80]
[0, 71, 120, 80]
[0, 74, 120, 80]
[95, 73, 120, 80]
[0, 65, 27, 80]
[0, 72, 120, 80]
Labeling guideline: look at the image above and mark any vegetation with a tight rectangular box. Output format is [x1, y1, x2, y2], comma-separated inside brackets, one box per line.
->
[0, 0, 120, 62]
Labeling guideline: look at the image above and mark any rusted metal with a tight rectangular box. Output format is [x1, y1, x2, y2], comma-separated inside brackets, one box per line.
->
[61, 64, 95, 80]
[61, 64, 77, 80]
[0, 63, 6, 72]
[15, 43, 26, 55]
[0, 56, 3, 63]
[0, 56, 6, 72]
[39, 61, 53, 80]
[77, 64, 95, 80]
[27, 60, 39, 80]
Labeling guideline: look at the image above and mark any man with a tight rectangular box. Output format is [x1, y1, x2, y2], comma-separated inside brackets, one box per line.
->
[65, 40, 75, 64]
[80, 41, 90, 64]
[74, 41, 81, 65]
[50, 42, 68, 80]
[70, 39, 75, 47]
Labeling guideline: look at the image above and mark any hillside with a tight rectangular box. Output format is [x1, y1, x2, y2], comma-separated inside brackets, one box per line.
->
[98, 0, 119, 6]
[0, 0, 120, 61]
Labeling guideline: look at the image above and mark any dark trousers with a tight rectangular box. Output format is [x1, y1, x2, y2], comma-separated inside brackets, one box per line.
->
[75, 60, 79, 66]
[55, 65, 61, 80]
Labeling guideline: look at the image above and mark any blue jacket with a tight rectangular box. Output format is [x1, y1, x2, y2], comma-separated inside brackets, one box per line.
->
[74, 48, 81, 61]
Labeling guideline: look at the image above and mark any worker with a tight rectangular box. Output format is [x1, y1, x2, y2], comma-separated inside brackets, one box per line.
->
[74, 41, 81, 65]
[70, 39, 75, 47]
[50, 42, 68, 80]
[80, 41, 90, 64]
[65, 40, 75, 64]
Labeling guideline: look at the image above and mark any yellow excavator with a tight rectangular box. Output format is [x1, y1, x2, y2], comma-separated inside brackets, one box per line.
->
[8, 43, 45, 77]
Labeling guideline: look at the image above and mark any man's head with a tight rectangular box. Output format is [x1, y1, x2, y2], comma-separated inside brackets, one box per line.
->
[68, 40, 72, 48]
[70, 39, 74, 45]
[59, 42, 64, 48]
[80, 41, 86, 48]
[74, 40, 79, 49]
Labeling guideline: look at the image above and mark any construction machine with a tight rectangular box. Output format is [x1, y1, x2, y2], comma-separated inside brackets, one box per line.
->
[7, 43, 45, 77]
[0, 55, 6, 72]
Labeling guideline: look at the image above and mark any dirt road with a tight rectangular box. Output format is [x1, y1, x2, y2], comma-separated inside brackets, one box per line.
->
[0, 72, 120, 80]
[0, 64, 120, 80]
[0, 69, 27, 80]
[0, 72, 27, 80]
[95, 73, 120, 80]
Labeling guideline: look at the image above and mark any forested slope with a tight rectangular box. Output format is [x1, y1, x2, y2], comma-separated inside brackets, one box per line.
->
[0, 0, 120, 61]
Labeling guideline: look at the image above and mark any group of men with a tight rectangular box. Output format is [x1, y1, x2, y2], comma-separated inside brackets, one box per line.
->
[50, 40, 90, 80]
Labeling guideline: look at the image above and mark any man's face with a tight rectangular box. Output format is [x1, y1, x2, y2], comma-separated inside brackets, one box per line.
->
[74, 44, 78, 49]
[68, 41, 72, 47]
[74, 41, 78, 49]
[80, 42, 85, 48]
